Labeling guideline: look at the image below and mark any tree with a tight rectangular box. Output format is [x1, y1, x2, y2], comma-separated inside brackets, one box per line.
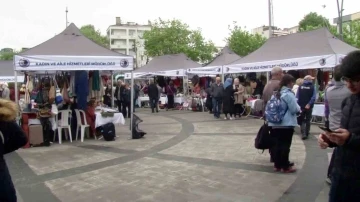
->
[0, 51, 17, 60]
[342, 21, 360, 48]
[143, 18, 217, 63]
[226, 22, 266, 57]
[299, 20, 360, 49]
[299, 24, 338, 35]
[80, 25, 108, 48]
[299, 12, 330, 31]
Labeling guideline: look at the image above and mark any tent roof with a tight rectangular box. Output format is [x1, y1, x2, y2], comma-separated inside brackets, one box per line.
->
[19, 23, 128, 56]
[230, 28, 358, 65]
[0, 60, 23, 76]
[134, 53, 200, 72]
[205, 46, 241, 66]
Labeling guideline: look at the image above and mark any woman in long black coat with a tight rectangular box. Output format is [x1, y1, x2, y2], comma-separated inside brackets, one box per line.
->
[0, 99, 28, 202]
[223, 78, 235, 120]
[205, 87, 213, 113]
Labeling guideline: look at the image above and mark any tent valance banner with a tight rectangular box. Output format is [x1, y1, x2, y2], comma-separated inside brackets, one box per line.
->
[224, 54, 336, 73]
[0, 76, 24, 82]
[124, 72, 150, 80]
[187, 66, 223, 75]
[126, 69, 186, 79]
[14, 55, 134, 71]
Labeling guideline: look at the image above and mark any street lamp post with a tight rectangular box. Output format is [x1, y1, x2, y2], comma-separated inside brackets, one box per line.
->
[336, 0, 344, 40]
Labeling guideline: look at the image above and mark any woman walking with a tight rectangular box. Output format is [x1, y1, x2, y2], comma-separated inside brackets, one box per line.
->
[166, 81, 176, 109]
[233, 78, 245, 118]
[0, 99, 28, 202]
[268, 74, 300, 173]
[223, 78, 235, 120]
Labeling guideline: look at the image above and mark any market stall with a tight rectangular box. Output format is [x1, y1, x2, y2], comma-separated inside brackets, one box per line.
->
[187, 46, 241, 79]
[14, 23, 134, 147]
[222, 28, 358, 118]
[224, 28, 358, 73]
[131, 53, 200, 110]
[186, 47, 242, 111]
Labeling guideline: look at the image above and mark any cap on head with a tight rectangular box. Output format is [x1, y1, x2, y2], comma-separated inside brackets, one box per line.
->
[304, 75, 315, 80]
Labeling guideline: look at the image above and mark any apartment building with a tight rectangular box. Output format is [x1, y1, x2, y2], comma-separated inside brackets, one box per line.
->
[252, 26, 292, 39]
[333, 11, 360, 24]
[107, 17, 151, 67]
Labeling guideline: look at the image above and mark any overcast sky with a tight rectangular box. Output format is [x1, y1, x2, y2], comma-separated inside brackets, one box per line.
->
[0, 0, 358, 50]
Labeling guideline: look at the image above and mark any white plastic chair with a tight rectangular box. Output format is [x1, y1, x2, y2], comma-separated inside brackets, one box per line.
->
[74, 109, 92, 142]
[54, 110, 72, 144]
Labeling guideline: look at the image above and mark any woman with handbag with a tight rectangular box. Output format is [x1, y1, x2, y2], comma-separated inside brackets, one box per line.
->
[223, 78, 235, 120]
[0, 99, 28, 202]
[233, 78, 245, 118]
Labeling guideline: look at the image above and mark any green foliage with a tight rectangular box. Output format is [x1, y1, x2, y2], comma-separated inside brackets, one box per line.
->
[226, 22, 266, 57]
[0, 51, 17, 60]
[299, 24, 338, 36]
[342, 21, 360, 48]
[299, 12, 330, 31]
[80, 25, 109, 48]
[299, 19, 360, 49]
[142, 18, 217, 63]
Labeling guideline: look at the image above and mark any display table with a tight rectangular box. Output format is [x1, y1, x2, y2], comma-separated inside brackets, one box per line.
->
[21, 112, 35, 148]
[94, 108, 125, 128]
[159, 96, 185, 105]
[312, 104, 325, 117]
[138, 96, 150, 107]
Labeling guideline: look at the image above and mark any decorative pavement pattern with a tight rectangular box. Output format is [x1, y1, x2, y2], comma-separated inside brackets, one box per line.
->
[5, 109, 332, 202]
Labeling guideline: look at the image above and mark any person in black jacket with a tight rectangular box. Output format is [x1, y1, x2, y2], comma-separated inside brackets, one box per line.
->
[318, 50, 360, 202]
[114, 80, 123, 113]
[0, 99, 28, 202]
[147, 79, 159, 113]
[122, 84, 131, 118]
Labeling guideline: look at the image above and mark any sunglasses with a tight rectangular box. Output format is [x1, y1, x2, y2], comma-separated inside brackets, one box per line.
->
[342, 77, 360, 85]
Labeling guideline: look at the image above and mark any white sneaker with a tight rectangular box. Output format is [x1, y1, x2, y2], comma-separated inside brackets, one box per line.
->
[224, 117, 228, 120]
[230, 117, 234, 120]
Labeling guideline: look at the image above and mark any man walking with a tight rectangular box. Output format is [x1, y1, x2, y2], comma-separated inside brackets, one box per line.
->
[297, 75, 316, 140]
[262, 67, 283, 163]
[148, 79, 159, 113]
[324, 65, 351, 185]
[211, 77, 223, 119]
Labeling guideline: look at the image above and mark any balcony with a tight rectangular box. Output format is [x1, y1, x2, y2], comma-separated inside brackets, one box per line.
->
[110, 44, 127, 49]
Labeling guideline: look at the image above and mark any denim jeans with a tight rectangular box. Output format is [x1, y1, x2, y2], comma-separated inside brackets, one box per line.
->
[300, 108, 312, 136]
[212, 97, 222, 118]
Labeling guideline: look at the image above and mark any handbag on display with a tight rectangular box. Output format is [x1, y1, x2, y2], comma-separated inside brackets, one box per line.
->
[48, 79, 55, 104]
[53, 76, 63, 104]
[42, 72, 51, 88]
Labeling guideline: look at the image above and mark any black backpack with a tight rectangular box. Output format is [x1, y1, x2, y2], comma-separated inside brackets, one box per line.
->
[254, 121, 273, 151]
[97, 123, 116, 141]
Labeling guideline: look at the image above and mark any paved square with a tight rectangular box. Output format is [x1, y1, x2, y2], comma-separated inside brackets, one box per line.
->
[6, 110, 329, 202]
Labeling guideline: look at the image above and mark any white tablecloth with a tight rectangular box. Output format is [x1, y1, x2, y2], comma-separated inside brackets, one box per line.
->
[248, 99, 259, 109]
[159, 96, 185, 105]
[139, 97, 149, 102]
[312, 104, 325, 117]
[95, 112, 125, 128]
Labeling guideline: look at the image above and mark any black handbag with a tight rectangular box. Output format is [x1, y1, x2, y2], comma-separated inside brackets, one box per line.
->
[254, 121, 273, 152]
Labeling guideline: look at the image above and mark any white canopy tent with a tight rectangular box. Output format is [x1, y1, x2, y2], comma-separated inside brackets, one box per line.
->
[187, 46, 241, 76]
[13, 23, 135, 123]
[224, 28, 358, 74]
[0, 61, 24, 82]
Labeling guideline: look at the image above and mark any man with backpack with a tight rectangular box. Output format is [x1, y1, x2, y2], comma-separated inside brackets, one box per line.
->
[296, 75, 316, 140]
[262, 66, 283, 162]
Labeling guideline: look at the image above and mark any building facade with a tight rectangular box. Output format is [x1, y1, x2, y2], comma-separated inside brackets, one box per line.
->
[107, 17, 151, 68]
[252, 26, 297, 39]
[333, 11, 360, 24]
